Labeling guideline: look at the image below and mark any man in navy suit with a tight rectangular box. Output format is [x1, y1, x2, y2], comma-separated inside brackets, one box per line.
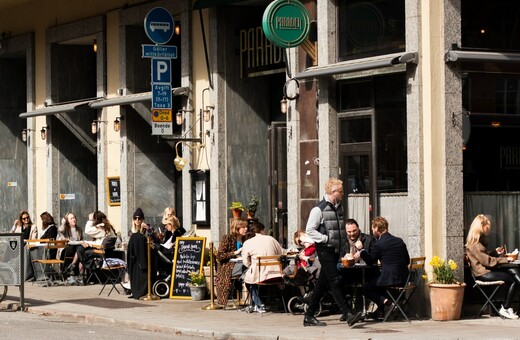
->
[355, 216, 410, 319]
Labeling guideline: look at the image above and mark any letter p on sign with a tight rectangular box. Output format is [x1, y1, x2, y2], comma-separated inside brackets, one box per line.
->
[152, 58, 171, 84]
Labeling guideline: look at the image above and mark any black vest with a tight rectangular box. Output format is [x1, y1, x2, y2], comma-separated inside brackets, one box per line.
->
[316, 199, 345, 254]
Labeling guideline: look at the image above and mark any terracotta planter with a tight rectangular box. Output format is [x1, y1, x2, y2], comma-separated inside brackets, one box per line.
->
[429, 283, 466, 321]
[231, 208, 243, 219]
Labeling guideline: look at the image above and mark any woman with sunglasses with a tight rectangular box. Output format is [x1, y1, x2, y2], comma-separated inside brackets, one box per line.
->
[127, 207, 157, 299]
[11, 210, 37, 240]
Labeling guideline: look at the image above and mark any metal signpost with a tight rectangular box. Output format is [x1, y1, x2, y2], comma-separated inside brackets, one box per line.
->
[143, 7, 177, 135]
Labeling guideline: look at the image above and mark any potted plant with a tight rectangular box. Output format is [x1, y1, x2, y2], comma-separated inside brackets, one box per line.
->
[188, 271, 207, 301]
[229, 201, 245, 219]
[246, 194, 260, 219]
[426, 255, 465, 321]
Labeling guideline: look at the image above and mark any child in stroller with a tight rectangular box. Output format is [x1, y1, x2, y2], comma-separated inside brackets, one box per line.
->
[284, 231, 335, 315]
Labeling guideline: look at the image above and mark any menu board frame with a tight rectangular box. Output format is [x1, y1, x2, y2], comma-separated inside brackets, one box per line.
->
[169, 236, 206, 299]
[106, 176, 121, 206]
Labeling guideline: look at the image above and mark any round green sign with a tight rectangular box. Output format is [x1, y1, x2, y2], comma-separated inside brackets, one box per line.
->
[262, 0, 310, 48]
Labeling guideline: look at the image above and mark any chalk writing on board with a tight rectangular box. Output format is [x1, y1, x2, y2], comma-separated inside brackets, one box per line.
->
[170, 237, 206, 299]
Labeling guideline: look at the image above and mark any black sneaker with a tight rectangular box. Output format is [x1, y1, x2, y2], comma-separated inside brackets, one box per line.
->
[347, 311, 363, 327]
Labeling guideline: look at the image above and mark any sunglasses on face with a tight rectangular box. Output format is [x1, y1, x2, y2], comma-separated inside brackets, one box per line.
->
[22, 216, 29, 220]
[133, 216, 143, 220]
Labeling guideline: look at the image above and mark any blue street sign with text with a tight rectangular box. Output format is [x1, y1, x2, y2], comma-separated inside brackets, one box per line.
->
[152, 83, 172, 109]
[142, 44, 178, 59]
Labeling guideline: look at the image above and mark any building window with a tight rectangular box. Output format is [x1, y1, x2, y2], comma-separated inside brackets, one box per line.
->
[462, 0, 520, 52]
[338, 0, 405, 61]
[338, 73, 407, 194]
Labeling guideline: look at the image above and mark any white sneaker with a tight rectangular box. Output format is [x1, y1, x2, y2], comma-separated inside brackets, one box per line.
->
[499, 306, 519, 319]
[508, 307, 519, 319]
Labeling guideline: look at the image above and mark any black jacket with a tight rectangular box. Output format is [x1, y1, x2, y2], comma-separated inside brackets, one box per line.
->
[360, 232, 410, 286]
[340, 232, 374, 258]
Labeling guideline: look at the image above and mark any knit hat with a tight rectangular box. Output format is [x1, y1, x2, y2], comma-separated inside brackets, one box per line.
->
[133, 207, 144, 219]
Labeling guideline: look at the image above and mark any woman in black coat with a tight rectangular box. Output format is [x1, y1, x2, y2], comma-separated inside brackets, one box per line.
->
[127, 208, 157, 299]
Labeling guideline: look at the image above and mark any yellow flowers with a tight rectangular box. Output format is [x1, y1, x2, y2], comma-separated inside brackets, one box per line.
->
[188, 271, 206, 286]
[428, 255, 459, 284]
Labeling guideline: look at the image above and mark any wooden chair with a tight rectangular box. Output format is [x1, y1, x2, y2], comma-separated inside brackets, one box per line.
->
[383, 256, 426, 322]
[29, 239, 69, 286]
[255, 255, 287, 313]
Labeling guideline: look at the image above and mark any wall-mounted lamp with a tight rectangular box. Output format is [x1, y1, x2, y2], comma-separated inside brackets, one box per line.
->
[92, 39, 97, 53]
[174, 24, 181, 35]
[204, 105, 214, 122]
[491, 121, 501, 128]
[40, 126, 49, 140]
[176, 109, 194, 126]
[280, 96, 287, 114]
[21, 128, 33, 142]
[91, 119, 107, 134]
[113, 116, 123, 132]
[176, 110, 183, 125]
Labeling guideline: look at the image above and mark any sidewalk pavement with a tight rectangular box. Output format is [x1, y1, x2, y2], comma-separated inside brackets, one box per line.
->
[1, 283, 520, 339]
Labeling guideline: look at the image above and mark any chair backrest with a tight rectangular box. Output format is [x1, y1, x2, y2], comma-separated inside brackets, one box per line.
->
[256, 255, 284, 284]
[46, 239, 69, 250]
[406, 256, 426, 287]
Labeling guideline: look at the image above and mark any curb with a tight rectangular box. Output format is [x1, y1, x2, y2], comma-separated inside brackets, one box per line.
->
[25, 306, 283, 340]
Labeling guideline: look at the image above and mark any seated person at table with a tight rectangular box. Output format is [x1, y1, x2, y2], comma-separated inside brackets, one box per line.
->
[39, 212, 59, 258]
[11, 210, 38, 240]
[65, 211, 116, 281]
[466, 214, 520, 319]
[338, 219, 375, 284]
[162, 215, 185, 247]
[58, 212, 84, 268]
[215, 218, 249, 307]
[157, 216, 184, 274]
[355, 216, 410, 320]
[241, 221, 284, 313]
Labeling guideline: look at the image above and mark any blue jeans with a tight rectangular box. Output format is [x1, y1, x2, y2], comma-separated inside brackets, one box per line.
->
[248, 284, 264, 307]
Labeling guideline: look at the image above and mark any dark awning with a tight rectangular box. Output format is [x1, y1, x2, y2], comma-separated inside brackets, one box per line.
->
[19, 99, 93, 119]
[20, 87, 190, 118]
[193, 0, 249, 10]
[445, 50, 520, 63]
[89, 92, 151, 109]
[293, 52, 418, 80]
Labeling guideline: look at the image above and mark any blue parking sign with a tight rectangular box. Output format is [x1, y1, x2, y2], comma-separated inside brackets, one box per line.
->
[152, 59, 171, 84]
[144, 7, 174, 45]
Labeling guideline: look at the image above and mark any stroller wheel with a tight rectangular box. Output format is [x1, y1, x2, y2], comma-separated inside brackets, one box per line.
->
[304, 300, 322, 317]
[153, 280, 170, 298]
[288, 296, 306, 315]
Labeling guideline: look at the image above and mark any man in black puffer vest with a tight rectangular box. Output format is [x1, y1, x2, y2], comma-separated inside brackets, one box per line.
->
[303, 178, 363, 328]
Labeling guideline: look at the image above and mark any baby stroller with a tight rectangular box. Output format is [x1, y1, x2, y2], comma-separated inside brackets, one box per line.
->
[152, 250, 173, 298]
[284, 257, 336, 316]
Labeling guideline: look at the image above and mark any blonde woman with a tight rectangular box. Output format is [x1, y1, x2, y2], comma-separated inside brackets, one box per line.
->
[466, 214, 520, 319]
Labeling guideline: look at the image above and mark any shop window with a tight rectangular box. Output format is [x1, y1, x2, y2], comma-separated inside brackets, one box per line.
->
[338, 73, 407, 194]
[338, 0, 405, 61]
[462, 0, 520, 52]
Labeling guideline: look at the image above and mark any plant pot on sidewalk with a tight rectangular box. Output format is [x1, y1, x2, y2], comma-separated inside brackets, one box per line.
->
[429, 282, 466, 321]
[189, 285, 207, 301]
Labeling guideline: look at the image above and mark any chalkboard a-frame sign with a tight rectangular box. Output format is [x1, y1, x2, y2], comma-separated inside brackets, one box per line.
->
[106, 176, 121, 206]
[170, 237, 206, 299]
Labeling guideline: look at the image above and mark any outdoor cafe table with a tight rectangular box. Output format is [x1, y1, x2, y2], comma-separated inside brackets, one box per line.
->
[340, 262, 374, 314]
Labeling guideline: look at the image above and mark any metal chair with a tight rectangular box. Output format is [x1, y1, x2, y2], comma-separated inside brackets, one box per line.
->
[469, 265, 505, 318]
[91, 244, 127, 296]
[383, 256, 426, 322]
